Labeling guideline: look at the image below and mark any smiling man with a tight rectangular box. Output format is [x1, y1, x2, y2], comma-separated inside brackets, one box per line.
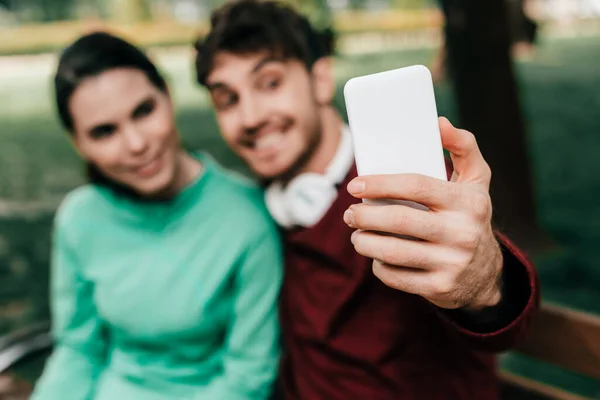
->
[194, 1, 539, 399]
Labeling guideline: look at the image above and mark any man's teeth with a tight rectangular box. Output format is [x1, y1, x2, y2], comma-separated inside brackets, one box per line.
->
[255, 132, 284, 149]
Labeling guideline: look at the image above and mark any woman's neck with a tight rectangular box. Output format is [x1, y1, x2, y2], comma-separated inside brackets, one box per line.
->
[164, 150, 203, 198]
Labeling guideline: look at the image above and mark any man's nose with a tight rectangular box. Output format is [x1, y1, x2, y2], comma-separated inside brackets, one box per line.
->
[239, 98, 264, 131]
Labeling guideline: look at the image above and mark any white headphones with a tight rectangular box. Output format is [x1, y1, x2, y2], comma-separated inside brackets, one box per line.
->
[265, 126, 354, 229]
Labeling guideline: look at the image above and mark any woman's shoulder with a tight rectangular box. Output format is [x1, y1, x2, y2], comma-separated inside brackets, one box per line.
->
[206, 163, 277, 235]
[218, 168, 263, 200]
[219, 171, 270, 213]
[202, 156, 262, 203]
[54, 184, 113, 229]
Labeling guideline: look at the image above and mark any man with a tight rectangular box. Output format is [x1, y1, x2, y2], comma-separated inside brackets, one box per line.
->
[194, 1, 539, 398]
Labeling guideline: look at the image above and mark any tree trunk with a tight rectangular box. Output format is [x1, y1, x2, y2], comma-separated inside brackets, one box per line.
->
[439, 0, 552, 253]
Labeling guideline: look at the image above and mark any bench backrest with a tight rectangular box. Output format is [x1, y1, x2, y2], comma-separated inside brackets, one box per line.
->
[501, 303, 600, 400]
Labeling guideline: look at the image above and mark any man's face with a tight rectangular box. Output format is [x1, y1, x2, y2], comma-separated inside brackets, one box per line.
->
[205, 51, 327, 180]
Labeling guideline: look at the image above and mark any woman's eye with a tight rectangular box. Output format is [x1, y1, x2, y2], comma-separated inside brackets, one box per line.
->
[89, 124, 116, 139]
[132, 99, 156, 119]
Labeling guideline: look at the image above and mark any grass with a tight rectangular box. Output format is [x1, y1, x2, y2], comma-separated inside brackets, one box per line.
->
[1, 34, 599, 395]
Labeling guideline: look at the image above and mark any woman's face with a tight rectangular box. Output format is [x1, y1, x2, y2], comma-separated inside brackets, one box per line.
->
[69, 68, 180, 197]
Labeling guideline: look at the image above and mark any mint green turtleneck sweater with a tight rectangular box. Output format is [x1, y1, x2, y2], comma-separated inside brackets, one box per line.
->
[31, 154, 282, 400]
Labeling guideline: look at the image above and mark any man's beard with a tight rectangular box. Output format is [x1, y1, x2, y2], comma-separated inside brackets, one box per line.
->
[274, 122, 323, 184]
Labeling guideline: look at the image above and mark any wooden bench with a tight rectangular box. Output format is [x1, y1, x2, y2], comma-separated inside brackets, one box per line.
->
[2, 304, 598, 399]
[500, 303, 600, 400]
[0, 322, 51, 399]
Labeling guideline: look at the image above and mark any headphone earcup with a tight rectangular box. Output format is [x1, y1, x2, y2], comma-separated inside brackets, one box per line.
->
[265, 183, 294, 228]
[284, 173, 338, 228]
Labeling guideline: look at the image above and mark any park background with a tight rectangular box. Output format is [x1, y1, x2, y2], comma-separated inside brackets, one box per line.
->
[0, 0, 599, 398]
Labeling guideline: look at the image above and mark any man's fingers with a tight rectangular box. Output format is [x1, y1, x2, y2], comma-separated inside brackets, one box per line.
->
[372, 260, 434, 296]
[350, 230, 444, 270]
[439, 117, 491, 188]
[345, 204, 453, 243]
[347, 173, 458, 211]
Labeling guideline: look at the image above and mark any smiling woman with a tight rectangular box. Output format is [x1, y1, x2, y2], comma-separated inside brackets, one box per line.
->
[30, 32, 283, 400]
[54, 33, 196, 199]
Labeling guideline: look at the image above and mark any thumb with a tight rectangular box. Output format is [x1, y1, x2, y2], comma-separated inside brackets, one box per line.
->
[439, 117, 491, 189]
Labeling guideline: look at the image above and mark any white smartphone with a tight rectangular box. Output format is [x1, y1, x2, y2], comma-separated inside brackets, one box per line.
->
[343, 65, 447, 209]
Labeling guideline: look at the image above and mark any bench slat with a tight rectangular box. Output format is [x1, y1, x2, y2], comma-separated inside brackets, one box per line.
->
[512, 303, 600, 381]
[500, 371, 593, 400]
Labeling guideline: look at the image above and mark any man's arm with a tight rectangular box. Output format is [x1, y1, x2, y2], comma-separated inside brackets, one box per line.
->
[435, 154, 539, 351]
[343, 117, 540, 352]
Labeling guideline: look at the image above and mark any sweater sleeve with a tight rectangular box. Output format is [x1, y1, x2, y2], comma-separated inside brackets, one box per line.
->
[200, 224, 283, 400]
[437, 231, 540, 352]
[31, 213, 107, 400]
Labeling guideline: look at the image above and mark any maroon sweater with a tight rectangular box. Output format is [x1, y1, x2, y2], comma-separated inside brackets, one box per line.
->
[279, 164, 539, 400]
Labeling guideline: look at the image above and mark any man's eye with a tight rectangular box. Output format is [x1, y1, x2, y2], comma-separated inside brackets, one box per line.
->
[260, 77, 281, 90]
[267, 79, 280, 89]
[215, 93, 237, 110]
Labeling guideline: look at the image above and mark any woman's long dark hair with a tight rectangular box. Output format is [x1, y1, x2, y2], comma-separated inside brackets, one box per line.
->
[54, 31, 169, 196]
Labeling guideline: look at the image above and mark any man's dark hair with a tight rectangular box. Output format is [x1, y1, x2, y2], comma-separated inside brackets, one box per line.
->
[194, 0, 335, 86]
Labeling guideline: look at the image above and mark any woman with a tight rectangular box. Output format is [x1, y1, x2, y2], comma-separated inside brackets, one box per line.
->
[31, 32, 282, 400]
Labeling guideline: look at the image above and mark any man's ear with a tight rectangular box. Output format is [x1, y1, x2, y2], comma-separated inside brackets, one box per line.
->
[311, 57, 335, 105]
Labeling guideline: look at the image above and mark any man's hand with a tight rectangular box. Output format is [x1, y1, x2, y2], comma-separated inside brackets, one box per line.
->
[344, 117, 503, 310]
